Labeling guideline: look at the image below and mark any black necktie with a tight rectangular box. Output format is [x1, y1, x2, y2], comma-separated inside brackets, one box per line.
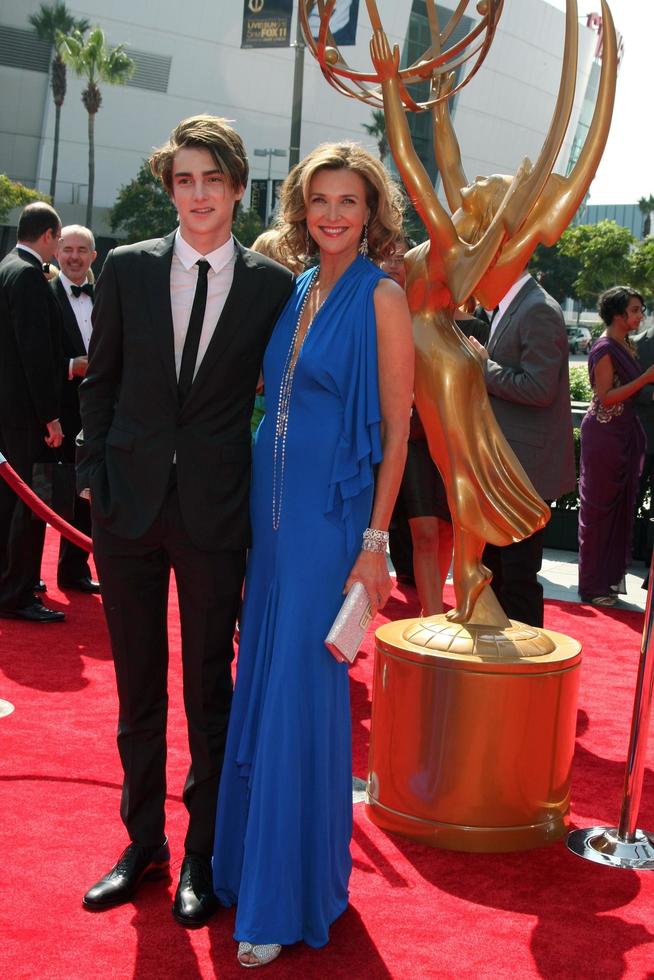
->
[71, 282, 94, 299]
[178, 259, 210, 403]
[488, 306, 499, 327]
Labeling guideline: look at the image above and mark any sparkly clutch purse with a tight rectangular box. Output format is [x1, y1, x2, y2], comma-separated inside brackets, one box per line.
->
[325, 582, 372, 665]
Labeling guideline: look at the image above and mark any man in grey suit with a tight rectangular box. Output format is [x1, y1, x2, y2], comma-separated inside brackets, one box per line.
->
[469, 270, 575, 627]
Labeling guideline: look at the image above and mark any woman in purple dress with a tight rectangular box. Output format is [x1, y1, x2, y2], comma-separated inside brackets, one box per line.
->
[578, 287, 651, 605]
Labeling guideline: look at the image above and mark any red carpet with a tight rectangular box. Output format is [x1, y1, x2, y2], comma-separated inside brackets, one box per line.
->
[1, 528, 654, 978]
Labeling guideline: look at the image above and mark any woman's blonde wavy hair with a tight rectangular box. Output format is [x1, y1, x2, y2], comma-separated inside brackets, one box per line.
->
[276, 142, 404, 264]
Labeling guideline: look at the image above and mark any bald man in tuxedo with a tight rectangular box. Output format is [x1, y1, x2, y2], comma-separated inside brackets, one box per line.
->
[50, 224, 99, 593]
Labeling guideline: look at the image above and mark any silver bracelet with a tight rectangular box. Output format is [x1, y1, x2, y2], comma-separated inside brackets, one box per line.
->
[362, 527, 390, 553]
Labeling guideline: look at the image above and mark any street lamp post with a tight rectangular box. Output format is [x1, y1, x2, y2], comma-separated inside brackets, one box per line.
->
[289, 8, 306, 170]
[253, 147, 287, 224]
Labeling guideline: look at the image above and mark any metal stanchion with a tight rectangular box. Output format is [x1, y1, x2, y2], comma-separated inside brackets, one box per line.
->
[567, 544, 654, 869]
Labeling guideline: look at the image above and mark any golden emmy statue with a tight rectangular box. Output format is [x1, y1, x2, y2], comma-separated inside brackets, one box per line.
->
[303, 0, 617, 850]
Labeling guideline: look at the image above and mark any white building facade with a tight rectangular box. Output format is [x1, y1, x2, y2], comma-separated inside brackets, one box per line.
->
[0, 0, 598, 241]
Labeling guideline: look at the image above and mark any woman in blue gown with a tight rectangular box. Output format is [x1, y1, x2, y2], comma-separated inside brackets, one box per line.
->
[212, 142, 414, 967]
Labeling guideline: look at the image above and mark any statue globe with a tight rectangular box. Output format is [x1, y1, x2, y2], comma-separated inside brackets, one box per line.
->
[301, 0, 504, 110]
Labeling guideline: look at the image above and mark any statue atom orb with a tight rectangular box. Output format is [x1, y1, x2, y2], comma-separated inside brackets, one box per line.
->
[300, 0, 504, 110]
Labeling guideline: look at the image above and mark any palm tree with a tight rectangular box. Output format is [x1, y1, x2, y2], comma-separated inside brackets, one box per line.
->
[28, 3, 90, 201]
[362, 109, 389, 164]
[638, 195, 654, 238]
[60, 27, 134, 228]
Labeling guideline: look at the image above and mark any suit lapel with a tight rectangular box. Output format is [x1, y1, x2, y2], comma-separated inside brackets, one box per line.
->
[488, 278, 538, 355]
[54, 278, 86, 354]
[142, 231, 178, 400]
[184, 241, 260, 404]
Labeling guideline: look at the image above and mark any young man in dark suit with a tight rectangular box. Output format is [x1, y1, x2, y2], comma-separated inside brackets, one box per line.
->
[470, 270, 575, 628]
[0, 202, 65, 623]
[79, 116, 294, 925]
[51, 224, 99, 594]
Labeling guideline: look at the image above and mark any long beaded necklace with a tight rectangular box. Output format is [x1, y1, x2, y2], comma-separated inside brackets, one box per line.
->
[272, 266, 326, 530]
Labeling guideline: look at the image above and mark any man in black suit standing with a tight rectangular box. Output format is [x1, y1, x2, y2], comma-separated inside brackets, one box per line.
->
[79, 116, 294, 925]
[470, 269, 575, 628]
[0, 202, 65, 623]
[51, 224, 100, 594]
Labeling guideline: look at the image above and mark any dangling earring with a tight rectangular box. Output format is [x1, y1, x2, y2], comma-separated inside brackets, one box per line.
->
[305, 226, 312, 256]
[359, 222, 369, 257]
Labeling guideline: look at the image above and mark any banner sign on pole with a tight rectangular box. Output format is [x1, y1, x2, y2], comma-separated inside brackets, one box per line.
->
[308, 0, 360, 46]
[242, 0, 292, 48]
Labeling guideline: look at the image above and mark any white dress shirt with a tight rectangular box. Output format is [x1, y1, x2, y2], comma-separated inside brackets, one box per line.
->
[170, 231, 236, 382]
[16, 242, 44, 265]
[59, 271, 93, 350]
[488, 271, 532, 344]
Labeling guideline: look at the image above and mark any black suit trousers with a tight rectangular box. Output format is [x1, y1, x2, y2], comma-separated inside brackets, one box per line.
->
[57, 493, 92, 582]
[0, 425, 47, 610]
[483, 527, 546, 629]
[93, 471, 245, 856]
[58, 400, 92, 582]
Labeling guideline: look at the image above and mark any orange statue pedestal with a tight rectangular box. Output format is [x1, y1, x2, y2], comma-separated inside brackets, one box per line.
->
[366, 615, 581, 852]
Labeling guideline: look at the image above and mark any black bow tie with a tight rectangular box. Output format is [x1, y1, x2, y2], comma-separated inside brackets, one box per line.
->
[71, 282, 94, 299]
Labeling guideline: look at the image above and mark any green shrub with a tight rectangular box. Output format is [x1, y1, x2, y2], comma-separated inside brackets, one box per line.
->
[554, 427, 581, 510]
[569, 364, 592, 402]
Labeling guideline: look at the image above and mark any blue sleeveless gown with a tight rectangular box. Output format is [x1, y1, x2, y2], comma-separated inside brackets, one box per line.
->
[212, 255, 384, 948]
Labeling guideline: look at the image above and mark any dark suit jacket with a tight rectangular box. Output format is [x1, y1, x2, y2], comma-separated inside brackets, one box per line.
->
[78, 232, 294, 549]
[0, 247, 63, 434]
[632, 326, 654, 454]
[485, 276, 575, 501]
[50, 276, 88, 463]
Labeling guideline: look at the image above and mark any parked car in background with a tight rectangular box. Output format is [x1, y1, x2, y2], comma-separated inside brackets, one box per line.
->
[567, 326, 592, 354]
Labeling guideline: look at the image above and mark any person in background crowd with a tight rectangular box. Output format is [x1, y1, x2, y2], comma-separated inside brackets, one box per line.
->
[578, 287, 652, 605]
[249, 228, 304, 437]
[632, 315, 654, 579]
[382, 236, 452, 613]
[0, 202, 65, 623]
[212, 142, 413, 967]
[250, 228, 305, 275]
[382, 237, 415, 586]
[469, 267, 575, 627]
[386, 242, 492, 614]
[78, 115, 294, 925]
[50, 224, 100, 594]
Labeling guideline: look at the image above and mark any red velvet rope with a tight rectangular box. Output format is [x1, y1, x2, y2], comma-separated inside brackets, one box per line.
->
[0, 456, 92, 553]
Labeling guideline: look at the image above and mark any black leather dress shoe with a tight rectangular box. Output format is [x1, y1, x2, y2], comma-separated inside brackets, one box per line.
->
[34, 579, 47, 593]
[172, 854, 219, 927]
[0, 602, 65, 623]
[83, 839, 170, 910]
[58, 576, 101, 594]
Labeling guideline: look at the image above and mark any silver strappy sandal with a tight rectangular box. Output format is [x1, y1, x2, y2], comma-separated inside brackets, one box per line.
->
[237, 942, 282, 968]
